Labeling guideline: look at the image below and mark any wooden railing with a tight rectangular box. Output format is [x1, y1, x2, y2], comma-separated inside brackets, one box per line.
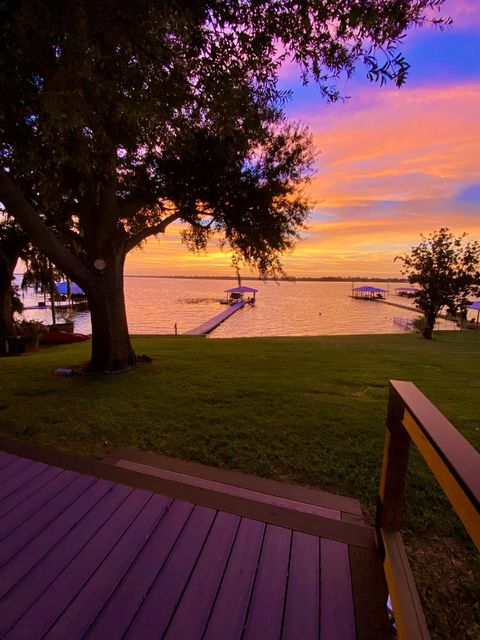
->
[376, 380, 480, 640]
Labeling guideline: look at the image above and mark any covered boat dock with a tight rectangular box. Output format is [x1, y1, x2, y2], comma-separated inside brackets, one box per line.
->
[223, 285, 257, 305]
[351, 285, 387, 300]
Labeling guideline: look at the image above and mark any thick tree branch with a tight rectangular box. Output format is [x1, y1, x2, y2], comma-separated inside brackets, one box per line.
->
[119, 196, 155, 219]
[125, 211, 182, 253]
[0, 169, 91, 287]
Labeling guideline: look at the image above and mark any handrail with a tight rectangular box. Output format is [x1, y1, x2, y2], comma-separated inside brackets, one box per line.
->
[376, 380, 480, 640]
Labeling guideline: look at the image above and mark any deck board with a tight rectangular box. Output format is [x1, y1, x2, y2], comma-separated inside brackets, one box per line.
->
[9, 489, 152, 639]
[0, 460, 49, 502]
[203, 518, 265, 640]
[125, 505, 217, 639]
[0, 468, 77, 541]
[45, 493, 171, 640]
[0, 447, 392, 639]
[0, 483, 130, 635]
[0, 456, 34, 484]
[0, 451, 19, 471]
[320, 538, 356, 639]
[87, 499, 194, 639]
[243, 524, 291, 640]
[164, 511, 240, 639]
[0, 474, 97, 568]
[283, 531, 320, 640]
[0, 464, 65, 520]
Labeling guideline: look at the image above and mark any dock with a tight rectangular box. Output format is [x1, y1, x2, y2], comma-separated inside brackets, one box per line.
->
[22, 301, 88, 311]
[184, 301, 245, 336]
[393, 316, 415, 331]
[376, 299, 417, 313]
[378, 298, 451, 320]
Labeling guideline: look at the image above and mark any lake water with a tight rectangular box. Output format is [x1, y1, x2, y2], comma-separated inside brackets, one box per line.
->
[16, 276, 457, 337]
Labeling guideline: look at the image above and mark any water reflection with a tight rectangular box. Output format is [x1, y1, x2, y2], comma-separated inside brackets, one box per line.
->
[17, 277, 456, 337]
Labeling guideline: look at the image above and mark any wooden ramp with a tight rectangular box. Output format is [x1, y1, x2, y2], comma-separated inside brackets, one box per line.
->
[184, 301, 245, 335]
[0, 441, 392, 639]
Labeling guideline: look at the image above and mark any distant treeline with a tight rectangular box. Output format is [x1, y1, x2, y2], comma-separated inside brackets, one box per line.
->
[123, 274, 408, 283]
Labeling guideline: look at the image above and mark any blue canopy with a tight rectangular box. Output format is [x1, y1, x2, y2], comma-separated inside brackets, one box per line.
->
[469, 301, 480, 310]
[353, 286, 387, 293]
[225, 286, 258, 293]
[55, 281, 85, 296]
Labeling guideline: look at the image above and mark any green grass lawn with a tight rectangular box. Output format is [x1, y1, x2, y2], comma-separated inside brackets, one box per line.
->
[1, 330, 479, 637]
[1, 331, 479, 526]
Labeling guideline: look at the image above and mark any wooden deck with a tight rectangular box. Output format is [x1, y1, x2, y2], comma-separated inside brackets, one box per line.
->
[0, 441, 392, 639]
[184, 301, 245, 335]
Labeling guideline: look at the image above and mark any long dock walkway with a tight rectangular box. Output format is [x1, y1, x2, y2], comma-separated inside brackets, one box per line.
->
[377, 298, 450, 320]
[184, 301, 245, 336]
[377, 299, 417, 312]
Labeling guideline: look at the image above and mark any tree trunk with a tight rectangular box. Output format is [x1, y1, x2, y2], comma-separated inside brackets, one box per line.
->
[48, 261, 57, 326]
[422, 312, 436, 340]
[0, 238, 23, 355]
[0, 273, 15, 354]
[86, 254, 136, 373]
[0, 169, 137, 372]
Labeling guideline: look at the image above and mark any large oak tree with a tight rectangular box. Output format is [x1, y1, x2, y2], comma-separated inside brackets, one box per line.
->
[0, 0, 449, 371]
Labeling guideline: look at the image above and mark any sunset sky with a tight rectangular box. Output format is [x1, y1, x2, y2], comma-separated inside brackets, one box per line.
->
[126, 0, 480, 278]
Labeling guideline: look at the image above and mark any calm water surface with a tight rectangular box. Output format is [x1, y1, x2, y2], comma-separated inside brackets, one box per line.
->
[18, 276, 456, 337]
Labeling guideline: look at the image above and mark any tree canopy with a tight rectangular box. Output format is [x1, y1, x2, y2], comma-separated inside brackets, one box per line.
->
[0, 0, 450, 370]
[396, 228, 480, 339]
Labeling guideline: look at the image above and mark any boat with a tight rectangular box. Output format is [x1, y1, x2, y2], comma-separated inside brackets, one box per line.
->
[41, 331, 90, 344]
[394, 287, 417, 297]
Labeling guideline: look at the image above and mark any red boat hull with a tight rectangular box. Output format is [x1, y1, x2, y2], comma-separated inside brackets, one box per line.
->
[41, 332, 90, 344]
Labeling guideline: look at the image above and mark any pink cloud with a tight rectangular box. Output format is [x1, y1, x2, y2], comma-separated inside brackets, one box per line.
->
[447, 0, 480, 28]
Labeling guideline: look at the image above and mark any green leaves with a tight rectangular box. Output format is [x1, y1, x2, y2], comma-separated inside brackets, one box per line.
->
[396, 228, 480, 337]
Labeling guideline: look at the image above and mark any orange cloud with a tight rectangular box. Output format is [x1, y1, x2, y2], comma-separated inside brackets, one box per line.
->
[307, 83, 480, 207]
[126, 79, 480, 278]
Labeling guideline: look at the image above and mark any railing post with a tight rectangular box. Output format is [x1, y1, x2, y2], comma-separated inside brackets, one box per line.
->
[377, 384, 411, 537]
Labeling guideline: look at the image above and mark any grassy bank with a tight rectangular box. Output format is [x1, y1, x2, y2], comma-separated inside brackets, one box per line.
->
[1, 331, 479, 637]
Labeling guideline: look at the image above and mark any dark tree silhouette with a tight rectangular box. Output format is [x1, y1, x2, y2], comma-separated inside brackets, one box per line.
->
[0, 0, 450, 371]
[396, 228, 480, 339]
[0, 218, 25, 353]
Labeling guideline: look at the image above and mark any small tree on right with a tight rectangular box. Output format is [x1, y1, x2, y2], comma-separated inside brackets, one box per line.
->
[396, 228, 480, 339]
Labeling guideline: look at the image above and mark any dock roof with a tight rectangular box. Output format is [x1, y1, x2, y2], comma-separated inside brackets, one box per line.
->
[353, 286, 387, 293]
[225, 286, 258, 293]
[55, 281, 84, 296]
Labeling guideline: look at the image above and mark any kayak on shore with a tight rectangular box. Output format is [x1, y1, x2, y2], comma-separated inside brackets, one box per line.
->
[41, 332, 90, 344]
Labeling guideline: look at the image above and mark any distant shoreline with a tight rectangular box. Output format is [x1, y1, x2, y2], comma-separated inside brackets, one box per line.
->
[123, 274, 408, 283]
[14, 271, 408, 283]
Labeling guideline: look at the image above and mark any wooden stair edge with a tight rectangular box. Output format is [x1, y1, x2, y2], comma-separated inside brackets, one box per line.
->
[106, 447, 363, 517]
[113, 458, 342, 521]
[0, 437, 374, 549]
